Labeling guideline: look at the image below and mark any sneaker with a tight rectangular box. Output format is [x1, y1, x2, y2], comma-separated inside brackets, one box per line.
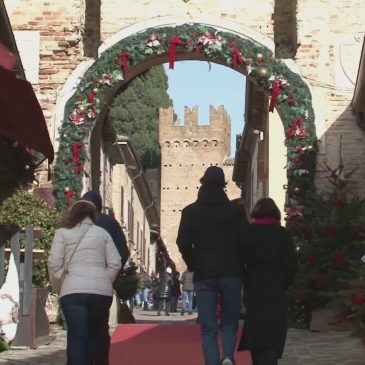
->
[188, 311, 193, 315]
[181, 311, 185, 315]
[221, 358, 235, 365]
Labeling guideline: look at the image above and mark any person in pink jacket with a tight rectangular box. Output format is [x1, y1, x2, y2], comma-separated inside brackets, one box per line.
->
[48, 199, 121, 365]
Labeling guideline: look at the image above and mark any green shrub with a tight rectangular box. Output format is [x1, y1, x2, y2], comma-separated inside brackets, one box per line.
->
[0, 190, 59, 287]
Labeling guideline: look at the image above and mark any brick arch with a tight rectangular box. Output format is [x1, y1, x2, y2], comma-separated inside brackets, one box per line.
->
[54, 23, 318, 215]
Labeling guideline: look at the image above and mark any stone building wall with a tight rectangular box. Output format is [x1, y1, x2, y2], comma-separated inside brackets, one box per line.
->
[293, 0, 365, 192]
[112, 163, 156, 275]
[159, 105, 241, 272]
[5, 0, 365, 204]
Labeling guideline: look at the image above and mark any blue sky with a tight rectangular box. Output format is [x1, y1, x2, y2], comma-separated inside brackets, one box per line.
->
[163, 61, 246, 156]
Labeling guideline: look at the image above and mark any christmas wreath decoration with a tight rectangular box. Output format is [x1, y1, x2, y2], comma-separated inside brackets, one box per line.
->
[53, 23, 318, 216]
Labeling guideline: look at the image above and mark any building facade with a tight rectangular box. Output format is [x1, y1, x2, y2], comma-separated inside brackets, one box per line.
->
[109, 137, 165, 275]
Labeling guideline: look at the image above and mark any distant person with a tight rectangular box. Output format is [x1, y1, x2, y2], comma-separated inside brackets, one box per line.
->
[180, 269, 194, 315]
[150, 272, 159, 310]
[48, 199, 121, 365]
[134, 271, 143, 307]
[237, 197, 297, 365]
[141, 271, 152, 310]
[156, 267, 173, 316]
[124, 261, 138, 313]
[177, 166, 249, 365]
[169, 271, 181, 313]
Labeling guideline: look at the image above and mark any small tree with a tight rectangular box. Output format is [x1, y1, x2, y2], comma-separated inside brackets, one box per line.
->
[0, 190, 59, 288]
[289, 148, 365, 331]
[109, 65, 173, 170]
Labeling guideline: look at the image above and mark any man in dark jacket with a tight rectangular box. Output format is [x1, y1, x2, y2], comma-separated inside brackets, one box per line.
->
[176, 166, 248, 365]
[82, 191, 130, 268]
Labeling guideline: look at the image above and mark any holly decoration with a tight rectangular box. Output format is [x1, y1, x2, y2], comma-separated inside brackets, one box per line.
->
[53, 23, 318, 213]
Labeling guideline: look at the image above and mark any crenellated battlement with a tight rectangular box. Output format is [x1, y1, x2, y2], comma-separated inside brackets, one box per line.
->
[159, 105, 231, 150]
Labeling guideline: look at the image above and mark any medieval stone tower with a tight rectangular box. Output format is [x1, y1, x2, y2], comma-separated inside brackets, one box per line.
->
[159, 105, 241, 272]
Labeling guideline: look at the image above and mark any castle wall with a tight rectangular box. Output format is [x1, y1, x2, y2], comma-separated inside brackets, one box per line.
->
[159, 106, 241, 272]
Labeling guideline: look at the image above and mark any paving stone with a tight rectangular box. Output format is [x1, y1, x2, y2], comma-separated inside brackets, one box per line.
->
[0, 308, 364, 364]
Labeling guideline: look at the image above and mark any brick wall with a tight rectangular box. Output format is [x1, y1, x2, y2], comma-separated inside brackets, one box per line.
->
[5, 0, 365, 208]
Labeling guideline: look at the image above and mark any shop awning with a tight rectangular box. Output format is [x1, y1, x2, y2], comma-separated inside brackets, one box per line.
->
[0, 66, 54, 162]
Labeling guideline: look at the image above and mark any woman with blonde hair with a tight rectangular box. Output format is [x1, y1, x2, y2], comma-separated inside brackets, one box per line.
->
[48, 199, 121, 365]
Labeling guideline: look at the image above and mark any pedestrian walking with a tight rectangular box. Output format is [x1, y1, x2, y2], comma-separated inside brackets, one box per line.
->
[141, 271, 152, 310]
[169, 271, 181, 313]
[81, 190, 130, 323]
[151, 272, 159, 310]
[237, 197, 297, 365]
[177, 166, 249, 365]
[48, 199, 121, 365]
[180, 269, 194, 315]
[156, 267, 173, 316]
[81, 191, 130, 268]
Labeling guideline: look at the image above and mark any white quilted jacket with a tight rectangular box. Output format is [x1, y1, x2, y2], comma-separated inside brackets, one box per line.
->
[48, 217, 121, 298]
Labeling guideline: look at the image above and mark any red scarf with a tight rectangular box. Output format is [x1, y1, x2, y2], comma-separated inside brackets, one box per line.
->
[251, 217, 280, 225]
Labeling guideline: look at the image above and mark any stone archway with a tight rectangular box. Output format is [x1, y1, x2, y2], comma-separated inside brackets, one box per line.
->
[53, 23, 318, 225]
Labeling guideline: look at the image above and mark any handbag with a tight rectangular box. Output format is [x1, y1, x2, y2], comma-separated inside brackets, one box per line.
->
[113, 267, 139, 301]
[52, 226, 92, 294]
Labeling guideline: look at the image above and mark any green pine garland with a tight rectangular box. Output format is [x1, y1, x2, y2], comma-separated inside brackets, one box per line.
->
[53, 23, 318, 213]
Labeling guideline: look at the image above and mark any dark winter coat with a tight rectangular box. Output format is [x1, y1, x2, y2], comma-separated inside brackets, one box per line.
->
[96, 213, 130, 269]
[170, 276, 181, 297]
[156, 272, 173, 299]
[237, 223, 297, 357]
[176, 184, 249, 282]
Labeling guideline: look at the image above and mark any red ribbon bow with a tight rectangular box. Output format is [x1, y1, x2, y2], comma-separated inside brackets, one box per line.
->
[229, 42, 249, 68]
[66, 189, 75, 207]
[230, 42, 243, 67]
[87, 92, 95, 103]
[169, 35, 188, 70]
[118, 51, 130, 76]
[72, 142, 84, 173]
[269, 79, 285, 112]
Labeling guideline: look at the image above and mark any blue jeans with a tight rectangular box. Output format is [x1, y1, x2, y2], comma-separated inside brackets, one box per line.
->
[195, 277, 242, 365]
[142, 288, 149, 303]
[60, 293, 113, 365]
[134, 291, 141, 305]
[170, 295, 179, 312]
[182, 290, 194, 313]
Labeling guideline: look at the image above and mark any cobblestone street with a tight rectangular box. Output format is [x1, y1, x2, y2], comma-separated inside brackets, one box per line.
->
[0, 307, 364, 365]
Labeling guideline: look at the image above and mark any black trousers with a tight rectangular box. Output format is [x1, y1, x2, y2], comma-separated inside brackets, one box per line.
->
[157, 298, 169, 314]
[251, 349, 278, 365]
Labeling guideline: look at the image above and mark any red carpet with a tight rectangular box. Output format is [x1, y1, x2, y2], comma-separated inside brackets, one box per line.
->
[110, 323, 252, 365]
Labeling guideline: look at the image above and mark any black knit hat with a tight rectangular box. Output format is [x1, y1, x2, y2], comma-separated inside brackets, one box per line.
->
[200, 166, 226, 187]
[81, 190, 102, 211]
